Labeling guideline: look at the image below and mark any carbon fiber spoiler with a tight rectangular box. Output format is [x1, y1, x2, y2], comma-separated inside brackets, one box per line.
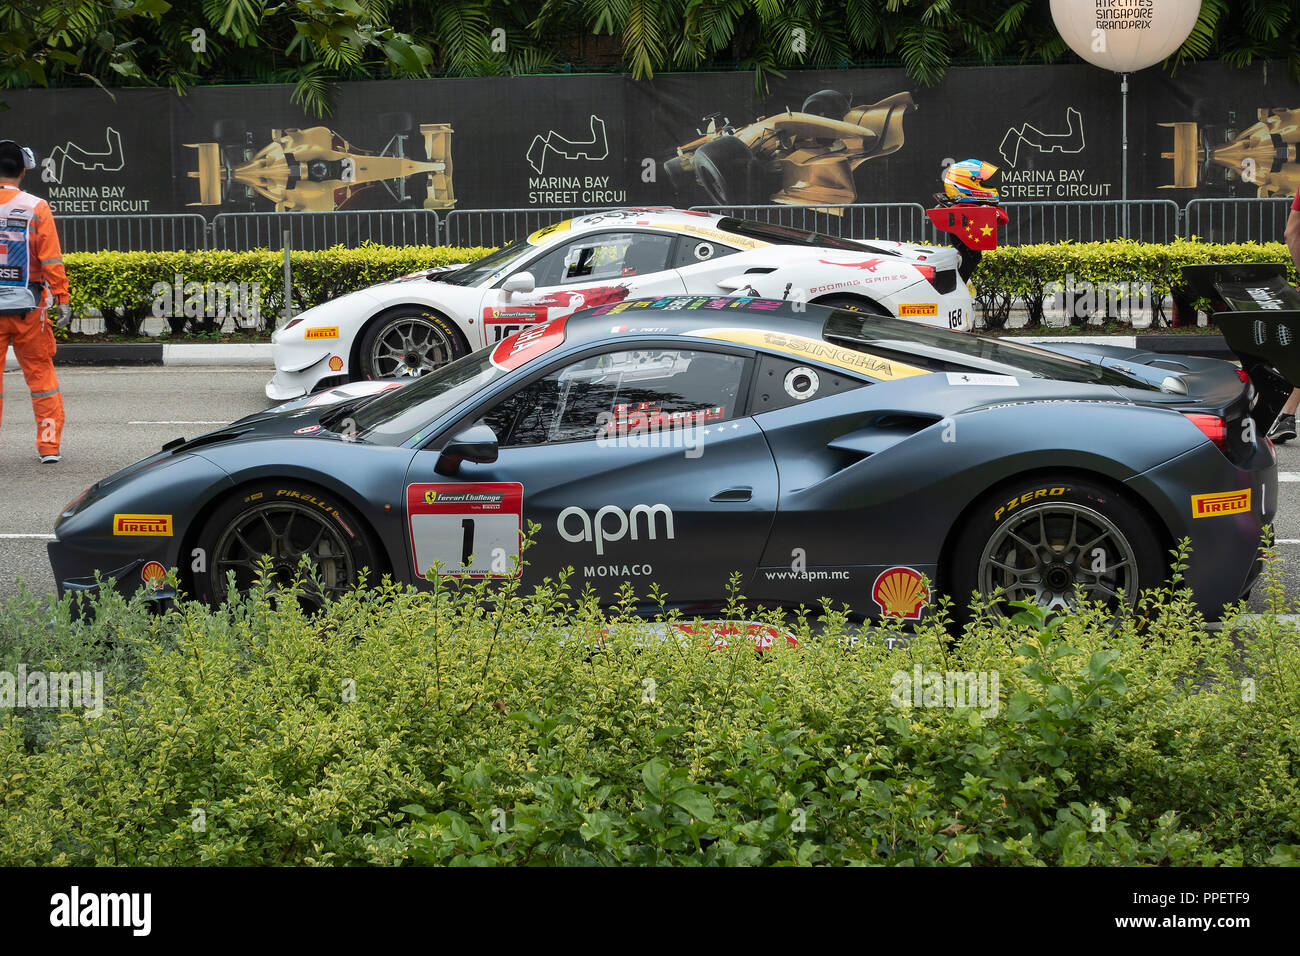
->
[1181, 263, 1300, 429]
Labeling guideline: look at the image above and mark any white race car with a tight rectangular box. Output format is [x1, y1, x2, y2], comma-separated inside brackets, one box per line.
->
[266, 207, 974, 400]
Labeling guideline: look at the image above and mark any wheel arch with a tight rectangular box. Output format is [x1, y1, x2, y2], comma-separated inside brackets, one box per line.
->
[178, 471, 395, 597]
[348, 301, 472, 380]
[934, 464, 1176, 606]
[809, 291, 892, 315]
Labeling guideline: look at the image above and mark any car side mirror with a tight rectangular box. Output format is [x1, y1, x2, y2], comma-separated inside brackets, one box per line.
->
[435, 424, 499, 476]
[502, 272, 535, 296]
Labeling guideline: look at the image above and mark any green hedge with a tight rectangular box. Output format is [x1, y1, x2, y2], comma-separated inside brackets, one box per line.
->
[65, 244, 495, 336]
[2, 545, 1298, 865]
[62, 239, 1297, 338]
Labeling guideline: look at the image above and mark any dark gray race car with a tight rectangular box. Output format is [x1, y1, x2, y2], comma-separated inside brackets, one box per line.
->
[50, 289, 1283, 622]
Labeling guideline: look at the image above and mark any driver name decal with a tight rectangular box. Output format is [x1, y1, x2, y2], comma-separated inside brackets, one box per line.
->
[407, 482, 523, 577]
[686, 327, 929, 382]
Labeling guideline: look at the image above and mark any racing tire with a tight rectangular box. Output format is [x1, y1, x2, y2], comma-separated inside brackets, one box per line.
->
[192, 481, 380, 608]
[356, 307, 468, 382]
[693, 135, 760, 205]
[378, 111, 413, 135]
[213, 119, 248, 143]
[801, 90, 850, 119]
[813, 294, 892, 317]
[663, 156, 698, 198]
[948, 475, 1165, 624]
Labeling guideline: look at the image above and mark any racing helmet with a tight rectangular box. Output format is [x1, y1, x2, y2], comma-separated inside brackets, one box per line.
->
[943, 159, 999, 204]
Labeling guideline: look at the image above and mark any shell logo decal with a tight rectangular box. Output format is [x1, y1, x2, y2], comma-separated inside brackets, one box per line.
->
[328, 356, 344, 372]
[872, 566, 930, 620]
[141, 561, 167, 588]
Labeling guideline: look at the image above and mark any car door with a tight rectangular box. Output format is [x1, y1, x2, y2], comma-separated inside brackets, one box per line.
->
[402, 342, 779, 607]
[478, 231, 688, 348]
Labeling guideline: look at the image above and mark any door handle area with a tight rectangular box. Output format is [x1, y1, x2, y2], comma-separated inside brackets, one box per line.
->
[710, 486, 753, 502]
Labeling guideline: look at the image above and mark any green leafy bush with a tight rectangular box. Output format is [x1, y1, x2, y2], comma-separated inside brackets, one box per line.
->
[2, 545, 1298, 866]
[65, 244, 495, 336]
[973, 239, 1297, 329]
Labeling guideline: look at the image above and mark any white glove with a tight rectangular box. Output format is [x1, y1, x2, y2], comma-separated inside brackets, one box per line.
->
[55, 304, 71, 329]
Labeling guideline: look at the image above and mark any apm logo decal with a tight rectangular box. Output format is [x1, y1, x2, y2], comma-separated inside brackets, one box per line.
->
[113, 514, 173, 536]
[1191, 488, 1251, 518]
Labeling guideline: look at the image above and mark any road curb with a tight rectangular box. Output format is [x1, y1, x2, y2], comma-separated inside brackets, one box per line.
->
[6, 342, 273, 370]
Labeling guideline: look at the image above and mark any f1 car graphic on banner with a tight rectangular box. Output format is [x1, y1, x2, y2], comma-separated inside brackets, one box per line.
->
[54, 290, 1278, 623]
[185, 115, 453, 211]
[265, 207, 980, 399]
[663, 89, 916, 207]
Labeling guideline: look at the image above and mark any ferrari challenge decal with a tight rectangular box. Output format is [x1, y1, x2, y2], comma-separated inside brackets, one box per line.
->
[1192, 488, 1251, 518]
[490, 315, 569, 371]
[304, 326, 340, 339]
[407, 482, 524, 578]
[946, 372, 1019, 387]
[872, 566, 930, 620]
[141, 561, 167, 588]
[685, 327, 929, 382]
[113, 514, 173, 536]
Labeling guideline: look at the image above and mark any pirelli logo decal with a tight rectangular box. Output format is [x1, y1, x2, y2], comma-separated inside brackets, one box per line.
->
[1191, 489, 1251, 518]
[304, 326, 340, 340]
[113, 514, 173, 536]
[898, 303, 938, 317]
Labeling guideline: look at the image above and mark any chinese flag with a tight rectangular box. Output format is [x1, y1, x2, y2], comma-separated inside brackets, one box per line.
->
[926, 205, 1008, 251]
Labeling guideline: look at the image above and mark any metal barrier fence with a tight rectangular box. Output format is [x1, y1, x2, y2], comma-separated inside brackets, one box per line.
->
[211, 209, 442, 252]
[1183, 197, 1294, 244]
[999, 199, 1183, 244]
[687, 203, 933, 242]
[58, 213, 210, 253]
[439, 206, 625, 247]
[50, 198, 1299, 254]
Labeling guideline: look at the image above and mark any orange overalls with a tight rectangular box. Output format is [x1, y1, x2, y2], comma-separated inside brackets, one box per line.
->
[0, 184, 66, 456]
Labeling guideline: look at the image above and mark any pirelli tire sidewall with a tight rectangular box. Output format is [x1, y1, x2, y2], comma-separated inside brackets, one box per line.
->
[355, 307, 467, 382]
[949, 475, 1166, 620]
[192, 480, 379, 604]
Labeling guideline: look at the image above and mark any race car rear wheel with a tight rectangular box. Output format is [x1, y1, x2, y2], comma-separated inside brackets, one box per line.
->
[949, 476, 1165, 621]
[693, 135, 760, 205]
[193, 481, 379, 608]
[357, 307, 467, 381]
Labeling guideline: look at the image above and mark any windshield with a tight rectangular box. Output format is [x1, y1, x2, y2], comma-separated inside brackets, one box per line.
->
[824, 311, 1158, 389]
[439, 240, 533, 287]
[339, 350, 508, 445]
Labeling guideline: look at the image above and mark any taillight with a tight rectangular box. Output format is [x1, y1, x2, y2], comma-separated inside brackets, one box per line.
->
[915, 265, 936, 284]
[1183, 412, 1228, 451]
[283, 316, 304, 331]
[1236, 368, 1250, 384]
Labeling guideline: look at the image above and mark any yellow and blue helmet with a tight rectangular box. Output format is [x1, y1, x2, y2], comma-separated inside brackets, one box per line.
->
[943, 159, 999, 203]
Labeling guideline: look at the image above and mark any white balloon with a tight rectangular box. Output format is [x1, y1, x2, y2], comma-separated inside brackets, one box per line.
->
[1050, 0, 1202, 73]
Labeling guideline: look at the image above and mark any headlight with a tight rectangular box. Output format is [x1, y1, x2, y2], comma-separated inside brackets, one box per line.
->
[61, 485, 94, 519]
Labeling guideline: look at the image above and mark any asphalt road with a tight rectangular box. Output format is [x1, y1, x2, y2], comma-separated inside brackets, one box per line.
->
[3, 364, 1299, 613]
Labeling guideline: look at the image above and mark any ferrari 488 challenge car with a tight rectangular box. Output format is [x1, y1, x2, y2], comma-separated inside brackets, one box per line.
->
[56, 290, 1281, 623]
[266, 207, 973, 400]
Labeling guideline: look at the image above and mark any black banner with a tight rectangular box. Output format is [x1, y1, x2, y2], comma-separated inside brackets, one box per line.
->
[0, 59, 1295, 218]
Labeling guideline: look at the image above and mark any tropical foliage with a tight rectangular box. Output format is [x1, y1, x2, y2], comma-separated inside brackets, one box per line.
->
[2, 1, 1297, 113]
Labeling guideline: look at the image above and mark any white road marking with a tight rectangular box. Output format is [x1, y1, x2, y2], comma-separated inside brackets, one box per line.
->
[0, 533, 55, 539]
[1280, 472, 1300, 482]
[127, 420, 229, 425]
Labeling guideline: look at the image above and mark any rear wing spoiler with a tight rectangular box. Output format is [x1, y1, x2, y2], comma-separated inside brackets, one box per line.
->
[1181, 263, 1300, 427]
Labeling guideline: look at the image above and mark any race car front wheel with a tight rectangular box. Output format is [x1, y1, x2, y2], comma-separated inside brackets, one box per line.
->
[693, 135, 760, 205]
[357, 308, 466, 381]
[949, 475, 1165, 621]
[193, 481, 380, 608]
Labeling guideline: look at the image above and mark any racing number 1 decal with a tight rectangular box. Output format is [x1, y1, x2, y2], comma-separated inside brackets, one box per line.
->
[407, 482, 524, 578]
